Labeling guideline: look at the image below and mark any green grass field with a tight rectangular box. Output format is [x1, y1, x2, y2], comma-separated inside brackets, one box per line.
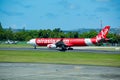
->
[0, 50, 120, 67]
[0, 44, 32, 48]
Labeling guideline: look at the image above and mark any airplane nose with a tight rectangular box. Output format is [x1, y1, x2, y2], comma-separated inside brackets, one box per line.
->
[27, 39, 36, 45]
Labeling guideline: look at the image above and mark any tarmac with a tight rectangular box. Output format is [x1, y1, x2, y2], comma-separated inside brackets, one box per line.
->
[0, 63, 120, 80]
[0, 46, 120, 54]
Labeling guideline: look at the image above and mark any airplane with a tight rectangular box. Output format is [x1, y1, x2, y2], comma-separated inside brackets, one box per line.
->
[27, 26, 110, 51]
[5, 40, 18, 44]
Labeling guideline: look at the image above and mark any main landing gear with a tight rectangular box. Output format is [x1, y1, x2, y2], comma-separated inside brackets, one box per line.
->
[68, 47, 73, 50]
[59, 47, 73, 51]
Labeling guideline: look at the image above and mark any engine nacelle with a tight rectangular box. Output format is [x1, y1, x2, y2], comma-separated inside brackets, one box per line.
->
[47, 44, 56, 48]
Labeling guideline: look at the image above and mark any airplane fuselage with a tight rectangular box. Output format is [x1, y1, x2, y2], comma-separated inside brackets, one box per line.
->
[35, 38, 97, 47]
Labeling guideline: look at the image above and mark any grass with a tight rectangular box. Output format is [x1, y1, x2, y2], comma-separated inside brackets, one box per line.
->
[0, 44, 32, 48]
[0, 50, 120, 67]
[89, 47, 120, 51]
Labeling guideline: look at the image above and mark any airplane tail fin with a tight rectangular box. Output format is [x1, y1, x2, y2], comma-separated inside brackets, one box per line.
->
[96, 26, 110, 42]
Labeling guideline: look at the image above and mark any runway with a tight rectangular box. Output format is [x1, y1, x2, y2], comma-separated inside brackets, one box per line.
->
[0, 47, 120, 54]
[0, 63, 120, 80]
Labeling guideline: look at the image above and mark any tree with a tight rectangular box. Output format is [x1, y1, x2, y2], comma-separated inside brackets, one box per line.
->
[0, 22, 3, 31]
[14, 32, 25, 41]
[88, 30, 97, 38]
[107, 33, 120, 46]
[79, 30, 97, 38]
[67, 32, 74, 38]
[116, 34, 120, 45]
[0, 22, 4, 40]
[53, 28, 62, 33]
[4, 27, 14, 40]
[28, 30, 39, 38]
[73, 32, 79, 38]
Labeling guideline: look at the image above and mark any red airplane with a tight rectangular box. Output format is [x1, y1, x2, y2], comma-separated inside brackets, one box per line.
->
[27, 26, 110, 51]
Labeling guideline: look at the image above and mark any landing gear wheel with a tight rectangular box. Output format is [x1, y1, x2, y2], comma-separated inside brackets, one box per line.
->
[34, 45, 36, 49]
[68, 47, 73, 50]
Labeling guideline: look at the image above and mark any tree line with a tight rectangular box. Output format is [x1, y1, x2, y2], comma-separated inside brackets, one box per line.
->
[0, 23, 120, 45]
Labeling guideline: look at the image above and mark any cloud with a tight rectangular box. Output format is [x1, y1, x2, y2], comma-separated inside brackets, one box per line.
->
[0, 9, 24, 16]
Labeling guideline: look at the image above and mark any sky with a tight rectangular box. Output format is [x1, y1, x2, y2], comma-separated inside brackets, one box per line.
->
[0, 0, 120, 30]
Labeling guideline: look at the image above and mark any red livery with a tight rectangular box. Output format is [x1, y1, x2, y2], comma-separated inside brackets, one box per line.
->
[27, 26, 110, 51]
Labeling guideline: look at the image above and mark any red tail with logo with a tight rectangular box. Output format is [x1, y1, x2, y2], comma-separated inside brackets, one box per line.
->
[96, 26, 110, 42]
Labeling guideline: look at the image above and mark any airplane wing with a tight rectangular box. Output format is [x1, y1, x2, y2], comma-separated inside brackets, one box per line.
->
[55, 39, 74, 51]
[55, 40, 67, 50]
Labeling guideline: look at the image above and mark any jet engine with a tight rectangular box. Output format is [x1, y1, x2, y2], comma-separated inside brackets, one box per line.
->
[47, 44, 56, 48]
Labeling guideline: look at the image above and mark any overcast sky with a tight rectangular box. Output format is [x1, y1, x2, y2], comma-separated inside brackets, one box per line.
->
[0, 0, 120, 30]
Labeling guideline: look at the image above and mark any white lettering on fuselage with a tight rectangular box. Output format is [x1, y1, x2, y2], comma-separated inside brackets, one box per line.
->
[37, 39, 69, 44]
